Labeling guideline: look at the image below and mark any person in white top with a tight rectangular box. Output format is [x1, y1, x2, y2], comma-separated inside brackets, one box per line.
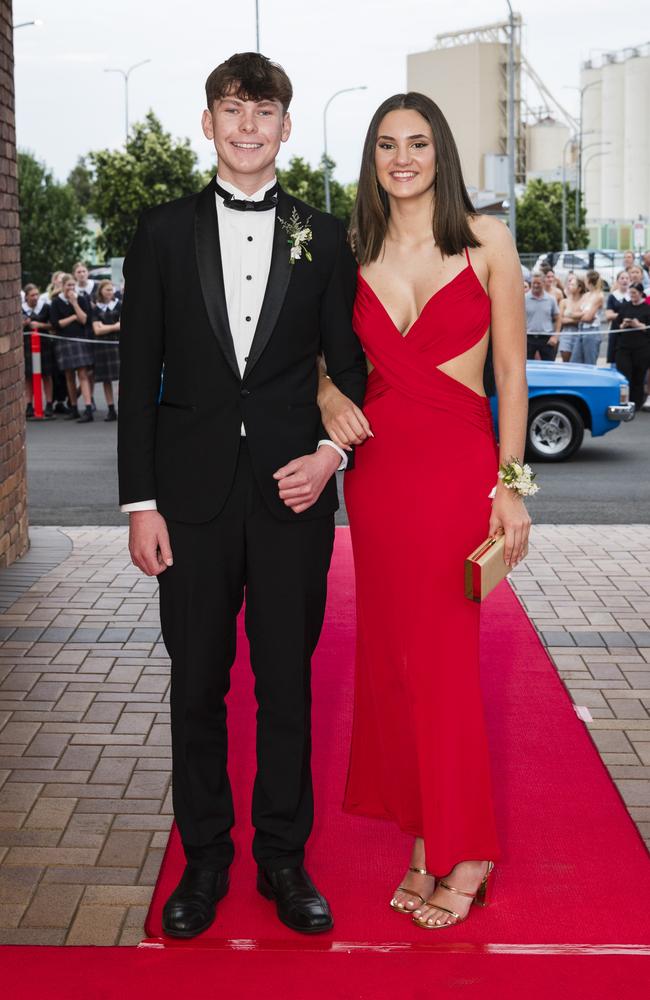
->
[73, 262, 95, 302]
[118, 52, 367, 939]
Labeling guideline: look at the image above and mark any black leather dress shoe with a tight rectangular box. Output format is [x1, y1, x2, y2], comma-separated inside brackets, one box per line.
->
[257, 865, 333, 934]
[162, 865, 230, 938]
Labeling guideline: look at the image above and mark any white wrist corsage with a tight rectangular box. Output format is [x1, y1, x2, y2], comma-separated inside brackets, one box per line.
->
[278, 207, 313, 264]
[497, 458, 539, 498]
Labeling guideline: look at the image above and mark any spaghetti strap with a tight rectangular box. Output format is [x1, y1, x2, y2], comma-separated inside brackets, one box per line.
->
[464, 246, 471, 266]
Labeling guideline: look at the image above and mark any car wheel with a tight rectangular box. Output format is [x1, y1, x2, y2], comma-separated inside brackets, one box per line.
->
[526, 399, 585, 462]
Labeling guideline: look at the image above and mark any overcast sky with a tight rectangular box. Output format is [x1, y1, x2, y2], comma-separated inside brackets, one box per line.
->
[13, 0, 646, 185]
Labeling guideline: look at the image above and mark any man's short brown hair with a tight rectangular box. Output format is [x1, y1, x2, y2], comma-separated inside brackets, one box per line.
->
[205, 52, 292, 113]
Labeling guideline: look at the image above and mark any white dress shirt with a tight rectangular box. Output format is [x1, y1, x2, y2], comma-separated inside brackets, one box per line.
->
[121, 175, 346, 513]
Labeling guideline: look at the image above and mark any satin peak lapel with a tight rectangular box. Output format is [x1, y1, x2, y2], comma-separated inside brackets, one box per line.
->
[243, 186, 294, 378]
[194, 181, 240, 381]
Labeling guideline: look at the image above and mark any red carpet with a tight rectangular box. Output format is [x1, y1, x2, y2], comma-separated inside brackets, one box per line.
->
[145, 527, 650, 950]
[3, 947, 650, 1000]
[3, 528, 650, 997]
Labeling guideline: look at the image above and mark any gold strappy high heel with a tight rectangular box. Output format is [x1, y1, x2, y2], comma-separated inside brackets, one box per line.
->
[412, 862, 494, 929]
[390, 866, 436, 914]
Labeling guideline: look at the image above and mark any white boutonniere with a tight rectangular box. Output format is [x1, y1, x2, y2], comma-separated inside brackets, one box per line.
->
[278, 207, 313, 264]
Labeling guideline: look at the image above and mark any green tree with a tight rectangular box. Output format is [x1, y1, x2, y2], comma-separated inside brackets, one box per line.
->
[277, 156, 357, 225]
[89, 111, 206, 259]
[67, 156, 95, 214]
[515, 178, 588, 254]
[17, 151, 89, 288]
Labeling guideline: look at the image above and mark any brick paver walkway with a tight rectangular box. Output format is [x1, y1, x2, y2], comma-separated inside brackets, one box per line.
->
[0, 524, 648, 944]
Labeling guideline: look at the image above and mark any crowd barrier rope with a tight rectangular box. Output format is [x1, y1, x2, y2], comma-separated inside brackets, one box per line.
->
[22, 326, 650, 349]
[23, 330, 120, 346]
[22, 324, 649, 416]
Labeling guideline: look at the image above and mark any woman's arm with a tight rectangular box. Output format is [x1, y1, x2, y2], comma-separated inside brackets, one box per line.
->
[482, 217, 531, 567]
[57, 312, 80, 328]
[579, 292, 603, 324]
[72, 298, 88, 324]
[317, 360, 372, 451]
[92, 320, 119, 336]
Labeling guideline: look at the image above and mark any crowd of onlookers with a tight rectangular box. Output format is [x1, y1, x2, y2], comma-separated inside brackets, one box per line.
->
[21, 262, 123, 424]
[523, 250, 650, 410]
[22, 250, 650, 423]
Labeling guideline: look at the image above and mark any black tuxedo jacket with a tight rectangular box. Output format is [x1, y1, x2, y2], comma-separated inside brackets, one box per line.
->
[118, 180, 367, 523]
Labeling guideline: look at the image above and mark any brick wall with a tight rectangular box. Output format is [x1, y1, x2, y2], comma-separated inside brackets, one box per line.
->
[0, 1, 28, 567]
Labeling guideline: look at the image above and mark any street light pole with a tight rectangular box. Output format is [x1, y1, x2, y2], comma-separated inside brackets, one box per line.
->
[582, 151, 609, 211]
[322, 86, 367, 214]
[104, 59, 151, 144]
[562, 129, 596, 250]
[13, 19, 43, 29]
[580, 143, 611, 220]
[255, 1, 260, 51]
[561, 135, 576, 252]
[505, 1, 516, 245]
[576, 80, 601, 228]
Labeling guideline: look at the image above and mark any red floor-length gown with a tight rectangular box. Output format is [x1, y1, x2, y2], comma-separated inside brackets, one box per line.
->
[343, 248, 501, 875]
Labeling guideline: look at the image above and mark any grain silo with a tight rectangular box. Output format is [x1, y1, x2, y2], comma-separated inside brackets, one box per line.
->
[581, 43, 650, 225]
[526, 116, 571, 182]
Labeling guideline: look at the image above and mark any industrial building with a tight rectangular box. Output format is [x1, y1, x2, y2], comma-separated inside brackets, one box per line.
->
[406, 23, 649, 250]
[581, 43, 650, 251]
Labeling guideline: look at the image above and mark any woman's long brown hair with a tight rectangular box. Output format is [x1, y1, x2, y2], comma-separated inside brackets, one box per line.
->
[351, 92, 481, 264]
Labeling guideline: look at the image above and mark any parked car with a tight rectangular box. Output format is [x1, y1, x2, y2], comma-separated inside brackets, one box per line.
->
[490, 361, 635, 461]
[88, 266, 111, 281]
[533, 250, 627, 291]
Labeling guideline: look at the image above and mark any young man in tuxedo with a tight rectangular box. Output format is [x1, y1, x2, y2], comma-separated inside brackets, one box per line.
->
[118, 53, 366, 938]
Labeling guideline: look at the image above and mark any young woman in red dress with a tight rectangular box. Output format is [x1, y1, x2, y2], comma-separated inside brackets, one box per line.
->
[317, 93, 531, 929]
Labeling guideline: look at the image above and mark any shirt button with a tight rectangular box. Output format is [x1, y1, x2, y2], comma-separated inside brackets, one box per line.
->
[247, 236, 253, 242]
[245, 316, 252, 322]
[246, 275, 252, 280]
[240, 388, 251, 397]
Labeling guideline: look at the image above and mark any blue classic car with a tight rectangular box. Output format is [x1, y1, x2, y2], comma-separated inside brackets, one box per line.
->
[490, 361, 635, 461]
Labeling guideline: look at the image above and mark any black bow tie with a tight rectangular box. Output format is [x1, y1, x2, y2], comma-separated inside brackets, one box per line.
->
[215, 180, 279, 212]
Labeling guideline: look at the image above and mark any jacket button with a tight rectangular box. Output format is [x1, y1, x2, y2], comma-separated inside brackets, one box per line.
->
[240, 388, 251, 397]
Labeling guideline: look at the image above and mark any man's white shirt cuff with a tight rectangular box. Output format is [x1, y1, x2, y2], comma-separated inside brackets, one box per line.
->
[317, 439, 348, 470]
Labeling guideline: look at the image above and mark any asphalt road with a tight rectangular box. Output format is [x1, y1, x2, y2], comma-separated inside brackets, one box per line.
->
[25, 401, 649, 526]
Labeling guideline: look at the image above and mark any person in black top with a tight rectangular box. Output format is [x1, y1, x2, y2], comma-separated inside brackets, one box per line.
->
[22, 284, 55, 419]
[614, 282, 650, 409]
[91, 280, 121, 421]
[49, 273, 95, 422]
[604, 270, 630, 364]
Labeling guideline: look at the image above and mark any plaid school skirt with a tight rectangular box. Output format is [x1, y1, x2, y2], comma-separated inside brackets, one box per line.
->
[53, 332, 95, 371]
[93, 337, 120, 383]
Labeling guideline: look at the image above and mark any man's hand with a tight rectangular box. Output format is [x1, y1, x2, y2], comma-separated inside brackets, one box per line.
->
[129, 510, 173, 576]
[274, 448, 341, 514]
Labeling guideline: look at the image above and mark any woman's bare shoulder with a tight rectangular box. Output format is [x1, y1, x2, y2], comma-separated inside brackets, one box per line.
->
[468, 213, 514, 252]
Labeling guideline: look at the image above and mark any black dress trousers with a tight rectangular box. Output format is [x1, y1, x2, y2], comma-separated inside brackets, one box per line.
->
[158, 441, 335, 872]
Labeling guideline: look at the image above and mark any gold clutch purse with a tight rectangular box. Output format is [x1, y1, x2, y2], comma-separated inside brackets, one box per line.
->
[465, 535, 510, 602]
